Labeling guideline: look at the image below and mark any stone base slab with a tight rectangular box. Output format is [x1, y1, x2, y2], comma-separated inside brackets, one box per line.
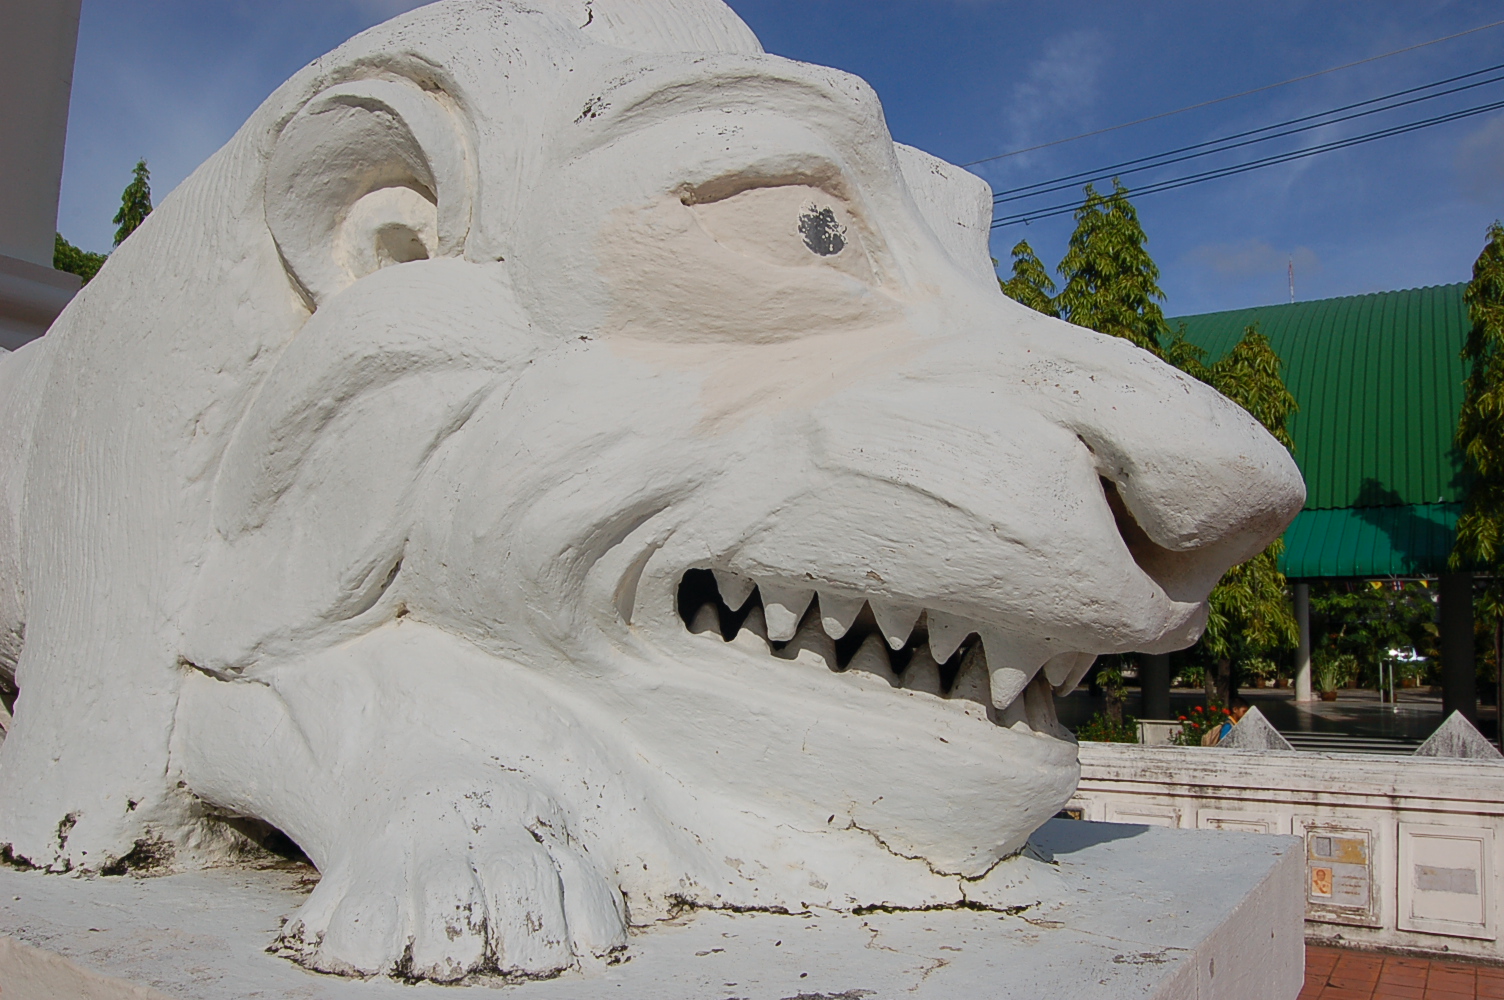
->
[0, 819, 1303, 999]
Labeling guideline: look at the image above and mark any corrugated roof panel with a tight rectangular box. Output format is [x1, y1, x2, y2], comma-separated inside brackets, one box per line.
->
[1171, 284, 1470, 512]
[1276, 504, 1461, 578]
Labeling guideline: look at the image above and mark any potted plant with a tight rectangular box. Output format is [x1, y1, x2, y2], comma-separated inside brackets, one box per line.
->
[1314, 652, 1354, 701]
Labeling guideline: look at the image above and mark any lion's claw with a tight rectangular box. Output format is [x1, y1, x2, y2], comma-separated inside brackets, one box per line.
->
[274, 777, 625, 982]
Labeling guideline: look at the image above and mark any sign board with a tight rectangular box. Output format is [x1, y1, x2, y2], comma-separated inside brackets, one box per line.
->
[1398, 823, 1493, 941]
[1303, 823, 1379, 927]
[1198, 811, 1288, 835]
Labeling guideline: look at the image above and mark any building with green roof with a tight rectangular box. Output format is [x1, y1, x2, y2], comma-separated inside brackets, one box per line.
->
[1169, 283, 1477, 718]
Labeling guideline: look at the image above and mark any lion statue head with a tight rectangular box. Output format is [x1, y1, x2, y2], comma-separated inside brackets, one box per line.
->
[0, 0, 1302, 983]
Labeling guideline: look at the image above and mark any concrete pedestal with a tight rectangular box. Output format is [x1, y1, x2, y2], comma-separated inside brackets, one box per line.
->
[0, 820, 1303, 999]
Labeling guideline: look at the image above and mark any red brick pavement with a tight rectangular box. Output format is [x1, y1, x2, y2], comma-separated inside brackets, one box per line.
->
[1301, 945, 1504, 999]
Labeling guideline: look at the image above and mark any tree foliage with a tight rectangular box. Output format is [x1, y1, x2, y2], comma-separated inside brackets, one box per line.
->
[1454, 221, 1504, 574]
[999, 239, 1058, 317]
[53, 233, 107, 285]
[112, 159, 153, 247]
[1054, 179, 1168, 355]
[1180, 325, 1299, 701]
[1310, 580, 1437, 688]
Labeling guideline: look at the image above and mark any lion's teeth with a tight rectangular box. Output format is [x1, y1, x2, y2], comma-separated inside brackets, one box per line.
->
[847, 633, 899, 685]
[712, 570, 756, 612]
[775, 613, 838, 671]
[756, 580, 814, 642]
[988, 665, 1032, 709]
[1042, 651, 1079, 688]
[980, 631, 1053, 710]
[1024, 673, 1074, 741]
[901, 644, 943, 695]
[731, 603, 770, 653]
[689, 602, 722, 637]
[870, 600, 921, 650]
[996, 687, 1030, 731]
[1055, 651, 1097, 695]
[817, 590, 865, 639]
[947, 643, 992, 716]
[925, 610, 972, 663]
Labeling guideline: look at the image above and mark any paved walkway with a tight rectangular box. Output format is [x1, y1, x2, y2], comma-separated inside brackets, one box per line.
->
[1301, 946, 1504, 999]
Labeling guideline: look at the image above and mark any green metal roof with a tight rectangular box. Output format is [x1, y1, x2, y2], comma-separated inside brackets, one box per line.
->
[1170, 283, 1470, 578]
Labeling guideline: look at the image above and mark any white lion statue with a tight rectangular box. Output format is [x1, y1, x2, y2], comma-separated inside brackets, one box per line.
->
[0, 0, 1302, 983]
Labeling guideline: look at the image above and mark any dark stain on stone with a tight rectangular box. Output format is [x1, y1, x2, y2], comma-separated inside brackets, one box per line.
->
[798, 205, 846, 256]
[576, 95, 609, 122]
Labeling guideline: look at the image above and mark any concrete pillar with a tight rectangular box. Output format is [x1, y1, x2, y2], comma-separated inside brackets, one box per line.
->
[1140, 653, 1171, 720]
[1439, 572, 1477, 723]
[0, 0, 84, 349]
[1293, 582, 1313, 702]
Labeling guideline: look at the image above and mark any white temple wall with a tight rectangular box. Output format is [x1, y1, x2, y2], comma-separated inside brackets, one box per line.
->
[1070, 742, 1504, 960]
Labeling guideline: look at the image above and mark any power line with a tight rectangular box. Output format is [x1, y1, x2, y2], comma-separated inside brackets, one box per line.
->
[991, 97, 1504, 228]
[992, 62, 1504, 205]
[962, 17, 1504, 167]
[992, 60, 1504, 204]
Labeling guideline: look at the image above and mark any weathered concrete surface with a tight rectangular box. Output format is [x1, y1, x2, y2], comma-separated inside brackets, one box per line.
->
[1414, 711, 1503, 760]
[1073, 741, 1504, 961]
[1219, 706, 1294, 751]
[0, 935, 171, 1000]
[0, 820, 1303, 999]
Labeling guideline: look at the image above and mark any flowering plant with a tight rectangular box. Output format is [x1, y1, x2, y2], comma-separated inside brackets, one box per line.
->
[1171, 704, 1233, 746]
[1076, 711, 1139, 743]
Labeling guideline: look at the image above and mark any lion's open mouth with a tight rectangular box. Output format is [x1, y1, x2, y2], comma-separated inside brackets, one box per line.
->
[675, 569, 1078, 739]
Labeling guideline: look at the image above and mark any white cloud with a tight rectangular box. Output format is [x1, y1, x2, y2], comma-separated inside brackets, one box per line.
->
[1455, 115, 1504, 206]
[1184, 239, 1319, 279]
[1002, 30, 1107, 154]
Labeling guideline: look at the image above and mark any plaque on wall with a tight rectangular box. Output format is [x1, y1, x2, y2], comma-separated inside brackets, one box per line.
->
[1302, 823, 1380, 927]
[1398, 823, 1494, 941]
[1198, 811, 1288, 835]
[1104, 801, 1181, 828]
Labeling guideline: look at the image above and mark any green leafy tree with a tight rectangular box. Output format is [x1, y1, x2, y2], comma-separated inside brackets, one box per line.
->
[1454, 221, 1504, 574]
[53, 232, 107, 285]
[112, 159, 153, 247]
[999, 239, 1058, 317]
[1453, 221, 1504, 693]
[1310, 580, 1437, 689]
[1054, 179, 1168, 355]
[1190, 326, 1300, 704]
[1166, 327, 1299, 702]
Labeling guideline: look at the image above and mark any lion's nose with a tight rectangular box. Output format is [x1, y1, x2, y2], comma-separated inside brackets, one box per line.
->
[1018, 320, 1306, 598]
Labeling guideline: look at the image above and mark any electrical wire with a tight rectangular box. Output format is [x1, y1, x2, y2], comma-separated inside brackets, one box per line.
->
[962, 17, 1504, 167]
[992, 62, 1504, 205]
[991, 97, 1504, 228]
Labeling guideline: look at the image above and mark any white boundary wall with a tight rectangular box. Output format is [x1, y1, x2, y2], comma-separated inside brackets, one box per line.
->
[1070, 743, 1504, 961]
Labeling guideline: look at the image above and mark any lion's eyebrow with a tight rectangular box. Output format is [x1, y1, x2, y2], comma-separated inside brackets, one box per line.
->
[676, 157, 854, 207]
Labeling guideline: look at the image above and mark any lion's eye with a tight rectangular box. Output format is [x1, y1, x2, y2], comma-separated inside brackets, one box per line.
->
[689, 184, 874, 284]
[798, 205, 846, 256]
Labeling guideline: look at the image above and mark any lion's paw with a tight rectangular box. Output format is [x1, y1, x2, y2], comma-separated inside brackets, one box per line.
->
[273, 780, 626, 982]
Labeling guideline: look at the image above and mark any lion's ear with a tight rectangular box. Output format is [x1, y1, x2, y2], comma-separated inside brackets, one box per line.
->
[266, 79, 473, 306]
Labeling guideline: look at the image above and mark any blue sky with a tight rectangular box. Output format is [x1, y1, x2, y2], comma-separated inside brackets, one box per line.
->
[58, 0, 1504, 315]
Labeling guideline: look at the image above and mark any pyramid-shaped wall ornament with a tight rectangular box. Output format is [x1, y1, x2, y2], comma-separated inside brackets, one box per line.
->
[1413, 711, 1504, 760]
[1217, 706, 1295, 751]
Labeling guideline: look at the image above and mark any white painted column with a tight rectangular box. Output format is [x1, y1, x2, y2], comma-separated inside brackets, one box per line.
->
[0, 0, 84, 349]
[1294, 582, 1312, 703]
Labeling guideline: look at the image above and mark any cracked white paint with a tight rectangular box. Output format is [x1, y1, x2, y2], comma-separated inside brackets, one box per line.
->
[0, 0, 1304, 985]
